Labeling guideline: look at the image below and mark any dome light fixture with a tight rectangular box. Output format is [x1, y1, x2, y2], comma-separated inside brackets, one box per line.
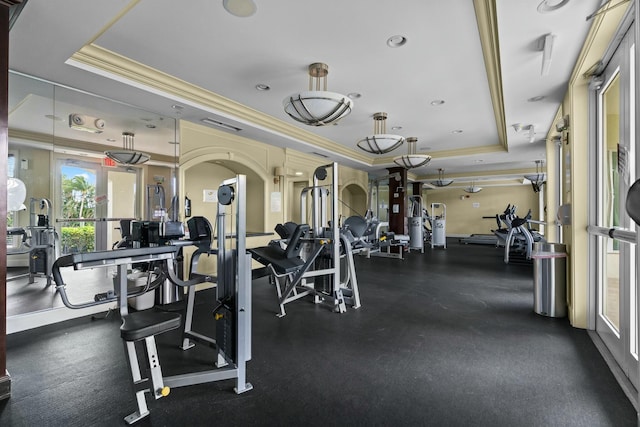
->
[105, 132, 150, 165]
[393, 137, 431, 169]
[357, 112, 405, 154]
[464, 181, 483, 193]
[524, 160, 546, 193]
[431, 168, 453, 187]
[283, 62, 353, 127]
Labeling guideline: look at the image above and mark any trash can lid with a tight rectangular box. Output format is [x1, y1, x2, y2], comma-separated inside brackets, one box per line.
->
[531, 251, 567, 259]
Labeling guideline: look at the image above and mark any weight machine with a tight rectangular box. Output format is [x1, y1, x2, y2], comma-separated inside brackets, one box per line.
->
[408, 195, 424, 252]
[430, 202, 447, 249]
[52, 175, 252, 424]
[7, 197, 58, 285]
[250, 163, 360, 317]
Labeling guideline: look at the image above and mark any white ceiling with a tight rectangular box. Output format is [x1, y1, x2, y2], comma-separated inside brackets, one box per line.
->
[8, 0, 606, 182]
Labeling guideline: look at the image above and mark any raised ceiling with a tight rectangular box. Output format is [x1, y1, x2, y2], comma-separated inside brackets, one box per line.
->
[8, 0, 609, 182]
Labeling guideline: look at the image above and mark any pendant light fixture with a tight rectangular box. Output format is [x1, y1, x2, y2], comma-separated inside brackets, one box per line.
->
[464, 181, 483, 193]
[431, 168, 454, 187]
[283, 62, 353, 126]
[357, 112, 405, 154]
[524, 160, 546, 192]
[393, 137, 431, 169]
[105, 132, 150, 165]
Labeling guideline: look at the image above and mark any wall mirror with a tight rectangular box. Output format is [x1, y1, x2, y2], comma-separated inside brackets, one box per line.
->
[7, 71, 178, 329]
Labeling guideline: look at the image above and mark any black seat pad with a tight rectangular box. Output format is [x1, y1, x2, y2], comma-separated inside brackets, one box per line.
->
[249, 246, 304, 274]
[120, 309, 182, 342]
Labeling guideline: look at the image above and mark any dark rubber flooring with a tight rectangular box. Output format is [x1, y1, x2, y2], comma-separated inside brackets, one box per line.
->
[0, 240, 636, 426]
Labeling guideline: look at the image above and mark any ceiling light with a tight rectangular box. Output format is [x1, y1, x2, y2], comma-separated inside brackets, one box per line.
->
[464, 182, 483, 193]
[348, 92, 362, 99]
[357, 112, 405, 154]
[393, 137, 431, 169]
[283, 62, 353, 127]
[452, 130, 463, 134]
[524, 160, 546, 193]
[391, 126, 403, 130]
[171, 104, 184, 110]
[387, 35, 407, 48]
[431, 168, 454, 187]
[540, 33, 556, 76]
[201, 117, 242, 132]
[528, 96, 546, 102]
[223, 0, 257, 17]
[430, 100, 445, 106]
[255, 83, 270, 91]
[512, 123, 536, 142]
[105, 132, 150, 165]
[537, 0, 570, 13]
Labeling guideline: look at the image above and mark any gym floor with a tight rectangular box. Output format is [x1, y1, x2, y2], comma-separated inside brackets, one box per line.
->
[0, 240, 636, 426]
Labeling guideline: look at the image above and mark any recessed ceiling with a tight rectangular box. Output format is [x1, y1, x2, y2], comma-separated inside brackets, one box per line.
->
[8, 0, 605, 182]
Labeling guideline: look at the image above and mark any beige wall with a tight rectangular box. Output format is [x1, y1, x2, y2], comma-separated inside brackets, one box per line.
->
[423, 185, 540, 235]
[178, 121, 368, 276]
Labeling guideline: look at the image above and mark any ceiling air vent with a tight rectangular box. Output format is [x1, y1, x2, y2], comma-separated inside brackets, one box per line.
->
[201, 118, 242, 132]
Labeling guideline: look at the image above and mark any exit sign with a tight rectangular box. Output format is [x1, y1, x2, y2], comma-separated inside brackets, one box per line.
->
[103, 157, 117, 167]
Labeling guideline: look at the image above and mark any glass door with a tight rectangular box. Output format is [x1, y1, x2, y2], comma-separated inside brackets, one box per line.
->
[591, 27, 638, 389]
[56, 158, 138, 254]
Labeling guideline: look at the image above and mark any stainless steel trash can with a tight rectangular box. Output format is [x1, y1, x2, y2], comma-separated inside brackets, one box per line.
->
[156, 278, 184, 304]
[531, 242, 567, 317]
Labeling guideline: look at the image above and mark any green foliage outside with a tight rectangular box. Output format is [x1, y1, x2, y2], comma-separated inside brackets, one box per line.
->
[60, 173, 96, 253]
[61, 174, 96, 226]
[61, 225, 95, 253]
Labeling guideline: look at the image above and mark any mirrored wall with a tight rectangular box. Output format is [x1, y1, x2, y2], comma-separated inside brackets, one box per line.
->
[7, 71, 178, 324]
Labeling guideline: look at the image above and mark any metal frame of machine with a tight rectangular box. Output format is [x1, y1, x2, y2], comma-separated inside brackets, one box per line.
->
[52, 175, 253, 424]
[251, 163, 360, 317]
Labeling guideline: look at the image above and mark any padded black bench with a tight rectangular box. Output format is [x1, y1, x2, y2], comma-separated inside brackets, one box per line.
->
[120, 309, 182, 342]
[249, 224, 329, 317]
[249, 223, 309, 274]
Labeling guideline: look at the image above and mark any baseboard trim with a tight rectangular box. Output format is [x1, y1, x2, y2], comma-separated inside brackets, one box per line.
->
[7, 303, 117, 334]
[588, 330, 638, 412]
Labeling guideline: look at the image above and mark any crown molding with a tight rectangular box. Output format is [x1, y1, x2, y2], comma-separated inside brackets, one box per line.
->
[473, 0, 508, 152]
[68, 44, 373, 166]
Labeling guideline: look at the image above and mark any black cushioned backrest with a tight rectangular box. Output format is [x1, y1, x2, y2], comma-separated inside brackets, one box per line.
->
[187, 216, 212, 241]
[119, 219, 132, 238]
[627, 179, 640, 226]
[284, 224, 309, 259]
[275, 222, 298, 239]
